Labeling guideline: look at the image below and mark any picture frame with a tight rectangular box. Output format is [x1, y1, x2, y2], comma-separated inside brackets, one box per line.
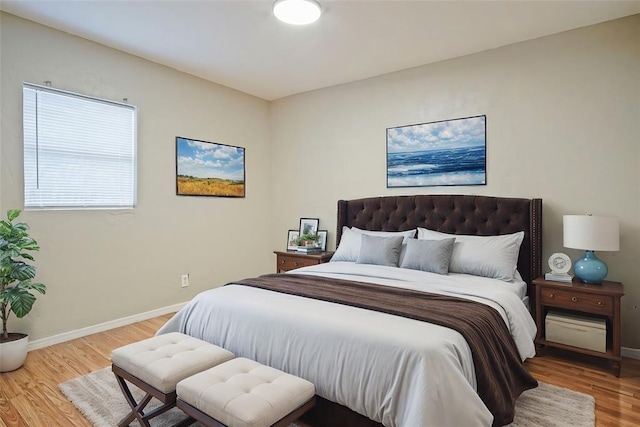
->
[287, 230, 300, 251]
[176, 136, 245, 197]
[299, 218, 319, 236]
[386, 115, 486, 188]
[316, 230, 328, 251]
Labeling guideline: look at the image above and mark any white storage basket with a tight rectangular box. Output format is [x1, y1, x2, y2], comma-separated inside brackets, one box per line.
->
[545, 311, 606, 353]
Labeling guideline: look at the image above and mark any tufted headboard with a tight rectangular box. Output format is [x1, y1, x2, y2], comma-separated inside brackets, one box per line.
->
[337, 194, 542, 306]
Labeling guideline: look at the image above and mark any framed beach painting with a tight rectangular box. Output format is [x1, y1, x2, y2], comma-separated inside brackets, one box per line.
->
[176, 136, 245, 197]
[386, 115, 486, 188]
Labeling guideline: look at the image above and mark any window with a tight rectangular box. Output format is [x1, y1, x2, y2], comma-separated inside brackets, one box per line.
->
[23, 84, 136, 210]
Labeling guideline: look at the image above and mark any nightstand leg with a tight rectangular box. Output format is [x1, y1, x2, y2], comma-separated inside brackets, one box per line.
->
[613, 360, 621, 378]
[535, 343, 544, 356]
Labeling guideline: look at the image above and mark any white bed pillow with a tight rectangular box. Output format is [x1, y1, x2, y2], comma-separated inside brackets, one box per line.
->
[417, 228, 524, 281]
[354, 227, 416, 243]
[357, 234, 404, 267]
[331, 227, 416, 263]
[399, 238, 455, 275]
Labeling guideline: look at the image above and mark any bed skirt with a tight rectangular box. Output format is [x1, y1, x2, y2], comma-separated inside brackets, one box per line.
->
[301, 396, 383, 427]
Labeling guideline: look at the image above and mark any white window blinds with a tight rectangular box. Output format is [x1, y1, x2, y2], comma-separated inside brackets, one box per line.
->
[23, 84, 137, 210]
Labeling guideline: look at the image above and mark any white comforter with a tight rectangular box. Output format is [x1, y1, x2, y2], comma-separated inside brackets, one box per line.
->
[157, 263, 537, 427]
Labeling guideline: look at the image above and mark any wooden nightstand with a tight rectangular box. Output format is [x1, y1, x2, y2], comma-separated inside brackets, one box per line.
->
[273, 251, 334, 273]
[533, 277, 624, 377]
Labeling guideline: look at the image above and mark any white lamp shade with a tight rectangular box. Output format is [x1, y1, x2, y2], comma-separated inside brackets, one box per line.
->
[563, 215, 620, 251]
[273, 0, 321, 25]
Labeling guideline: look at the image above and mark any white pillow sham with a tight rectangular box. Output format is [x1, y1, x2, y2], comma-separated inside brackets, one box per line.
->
[417, 228, 524, 281]
[331, 227, 416, 263]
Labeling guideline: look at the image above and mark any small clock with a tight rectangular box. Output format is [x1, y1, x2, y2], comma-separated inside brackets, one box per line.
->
[548, 253, 571, 274]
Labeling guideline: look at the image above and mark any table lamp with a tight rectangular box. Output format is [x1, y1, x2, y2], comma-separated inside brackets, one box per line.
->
[563, 215, 619, 284]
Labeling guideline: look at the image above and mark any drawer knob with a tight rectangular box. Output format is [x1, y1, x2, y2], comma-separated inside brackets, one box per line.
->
[598, 301, 603, 306]
[281, 260, 285, 264]
[549, 294, 555, 298]
[294, 262, 298, 266]
[571, 296, 578, 302]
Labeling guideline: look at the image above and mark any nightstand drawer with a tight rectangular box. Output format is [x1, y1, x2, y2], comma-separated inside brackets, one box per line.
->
[278, 255, 318, 271]
[540, 287, 613, 315]
[274, 251, 334, 273]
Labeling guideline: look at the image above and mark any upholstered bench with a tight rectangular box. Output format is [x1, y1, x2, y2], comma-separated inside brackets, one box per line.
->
[176, 357, 316, 427]
[111, 332, 234, 427]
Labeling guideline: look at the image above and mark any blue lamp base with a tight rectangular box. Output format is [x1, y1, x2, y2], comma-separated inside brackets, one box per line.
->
[573, 250, 608, 284]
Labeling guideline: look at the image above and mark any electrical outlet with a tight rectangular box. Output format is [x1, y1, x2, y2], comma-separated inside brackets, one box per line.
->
[181, 274, 189, 287]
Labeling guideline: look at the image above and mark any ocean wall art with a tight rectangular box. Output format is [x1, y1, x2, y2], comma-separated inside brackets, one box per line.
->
[386, 115, 486, 188]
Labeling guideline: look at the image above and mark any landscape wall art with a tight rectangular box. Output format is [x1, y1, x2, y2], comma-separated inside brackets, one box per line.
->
[176, 136, 245, 197]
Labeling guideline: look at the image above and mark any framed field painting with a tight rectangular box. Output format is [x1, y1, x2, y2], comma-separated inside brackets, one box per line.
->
[176, 136, 245, 197]
[386, 115, 486, 188]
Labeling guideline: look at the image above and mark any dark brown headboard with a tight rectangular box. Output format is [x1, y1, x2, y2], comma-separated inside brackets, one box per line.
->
[337, 194, 542, 304]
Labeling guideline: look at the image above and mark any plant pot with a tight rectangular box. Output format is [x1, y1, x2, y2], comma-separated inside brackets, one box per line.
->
[0, 333, 28, 372]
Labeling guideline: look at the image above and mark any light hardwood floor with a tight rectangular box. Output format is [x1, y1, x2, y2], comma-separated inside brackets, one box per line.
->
[1, 314, 639, 426]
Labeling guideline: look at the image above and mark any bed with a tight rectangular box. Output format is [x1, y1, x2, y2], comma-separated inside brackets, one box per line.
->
[158, 194, 543, 427]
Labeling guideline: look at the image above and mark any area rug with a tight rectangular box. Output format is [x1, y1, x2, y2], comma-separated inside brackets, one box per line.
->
[59, 367, 594, 427]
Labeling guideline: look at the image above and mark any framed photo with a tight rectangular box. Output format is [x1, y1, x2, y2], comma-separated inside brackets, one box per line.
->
[287, 230, 300, 250]
[176, 136, 245, 197]
[299, 218, 319, 236]
[316, 230, 328, 251]
[386, 115, 486, 188]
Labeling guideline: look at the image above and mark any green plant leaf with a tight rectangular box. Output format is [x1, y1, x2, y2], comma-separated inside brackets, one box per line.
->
[8, 289, 35, 318]
[6, 248, 20, 259]
[13, 222, 29, 232]
[20, 253, 35, 261]
[10, 263, 36, 281]
[0, 222, 11, 237]
[11, 280, 45, 293]
[7, 210, 20, 222]
[27, 282, 46, 295]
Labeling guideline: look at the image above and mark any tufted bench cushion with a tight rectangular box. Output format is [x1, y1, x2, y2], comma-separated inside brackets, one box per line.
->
[111, 332, 234, 427]
[111, 332, 235, 393]
[176, 357, 316, 427]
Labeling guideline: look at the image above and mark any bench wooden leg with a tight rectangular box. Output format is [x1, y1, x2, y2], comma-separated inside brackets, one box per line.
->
[112, 364, 187, 427]
[272, 397, 316, 427]
[114, 372, 154, 427]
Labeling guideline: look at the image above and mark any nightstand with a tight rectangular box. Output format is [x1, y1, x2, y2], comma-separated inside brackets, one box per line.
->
[273, 251, 334, 273]
[533, 277, 624, 377]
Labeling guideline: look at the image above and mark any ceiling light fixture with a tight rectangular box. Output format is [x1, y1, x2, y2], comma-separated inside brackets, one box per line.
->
[273, 0, 322, 25]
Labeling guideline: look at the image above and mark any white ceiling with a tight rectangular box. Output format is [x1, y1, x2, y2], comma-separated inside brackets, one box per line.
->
[2, 1, 639, 101]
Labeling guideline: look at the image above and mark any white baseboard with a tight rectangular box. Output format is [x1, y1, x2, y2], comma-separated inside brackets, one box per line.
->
[621, 346, 640, 360]
[28, 302, 188, 351]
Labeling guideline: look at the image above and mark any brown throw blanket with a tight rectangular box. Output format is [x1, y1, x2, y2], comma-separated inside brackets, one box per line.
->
[233, 273, 537, 426]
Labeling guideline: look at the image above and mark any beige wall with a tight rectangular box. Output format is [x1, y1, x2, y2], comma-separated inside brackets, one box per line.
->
[1, 13, 273, 341]
[270, 15, 640, 348]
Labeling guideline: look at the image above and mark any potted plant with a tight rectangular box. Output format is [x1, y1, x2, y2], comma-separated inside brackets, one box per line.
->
[295, 232, 320, 247]
[0, 210, 46, 372]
